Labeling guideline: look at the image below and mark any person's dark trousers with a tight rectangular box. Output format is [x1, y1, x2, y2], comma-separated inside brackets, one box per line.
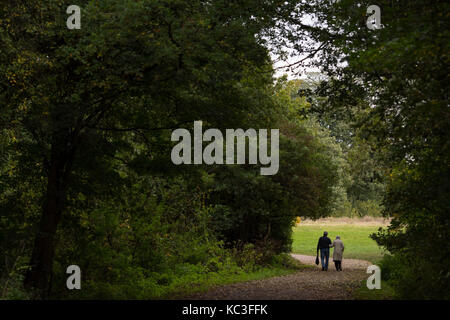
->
[334, 260, 342, 271]
[320, 248, 329, 270]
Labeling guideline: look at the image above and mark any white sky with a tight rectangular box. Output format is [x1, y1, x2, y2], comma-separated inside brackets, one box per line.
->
[269, 13, 322, 80]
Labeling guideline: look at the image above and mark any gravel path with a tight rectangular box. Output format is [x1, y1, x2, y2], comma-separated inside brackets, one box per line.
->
[186, 254, 372, 300]
[291, 254, 372, 270]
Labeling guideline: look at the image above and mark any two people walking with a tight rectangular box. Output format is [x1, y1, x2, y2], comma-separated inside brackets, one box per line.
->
[316, 231, 344, 271]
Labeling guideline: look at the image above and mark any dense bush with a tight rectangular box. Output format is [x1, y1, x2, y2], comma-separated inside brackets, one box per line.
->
[379, 251, 450, 300]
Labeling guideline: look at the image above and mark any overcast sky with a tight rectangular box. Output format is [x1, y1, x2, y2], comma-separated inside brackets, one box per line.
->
[270, 13, 322, 80]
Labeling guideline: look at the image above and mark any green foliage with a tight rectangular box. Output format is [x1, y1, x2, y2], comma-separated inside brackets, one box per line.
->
[1, 0, 318, 298]
[353, 278, 396, 300]
[5, 0, 438, 300]
[301, 79, 386, 218]
[296, 0, 450, 299]
[377, 252, 450, 300]
[274, 78, 384, 218]
[203, 116, 339, 253]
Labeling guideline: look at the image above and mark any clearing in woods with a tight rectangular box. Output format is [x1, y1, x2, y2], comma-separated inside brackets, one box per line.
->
[186, 218, 388, 300]
[292, 217, 388, 263]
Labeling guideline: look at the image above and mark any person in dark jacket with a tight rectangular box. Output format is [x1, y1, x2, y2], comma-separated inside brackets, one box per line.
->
[317, 231, 332, 271]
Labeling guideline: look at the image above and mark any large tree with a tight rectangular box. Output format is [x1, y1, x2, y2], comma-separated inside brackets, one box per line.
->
[0, 0, 300, 297]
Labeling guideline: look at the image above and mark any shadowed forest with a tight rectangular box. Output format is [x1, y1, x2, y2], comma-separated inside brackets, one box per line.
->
[0, 0, 448, 300]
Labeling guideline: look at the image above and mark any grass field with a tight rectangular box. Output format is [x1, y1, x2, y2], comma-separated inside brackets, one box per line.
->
[292, 221, 387, 263]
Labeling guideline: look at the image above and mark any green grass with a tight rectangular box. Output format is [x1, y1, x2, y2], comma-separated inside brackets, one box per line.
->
[292, 224, 386, 263]
[168, 254, 310, 299]
[353, 280, 397, 300]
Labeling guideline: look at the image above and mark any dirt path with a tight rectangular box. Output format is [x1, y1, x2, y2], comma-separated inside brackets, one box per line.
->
[186, 254, 372, 300]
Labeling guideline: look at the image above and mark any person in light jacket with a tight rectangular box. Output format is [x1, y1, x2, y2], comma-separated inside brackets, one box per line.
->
[330, 236, 344, 271]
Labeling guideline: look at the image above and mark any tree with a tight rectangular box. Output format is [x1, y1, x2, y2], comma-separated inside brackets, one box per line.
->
[205, 118, 339, 252]
[279, 0, 449, 297]
[0, 0, 301, 297]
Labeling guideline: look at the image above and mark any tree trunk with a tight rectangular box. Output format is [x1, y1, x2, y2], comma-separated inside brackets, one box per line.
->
[24, 150, 67, 299]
